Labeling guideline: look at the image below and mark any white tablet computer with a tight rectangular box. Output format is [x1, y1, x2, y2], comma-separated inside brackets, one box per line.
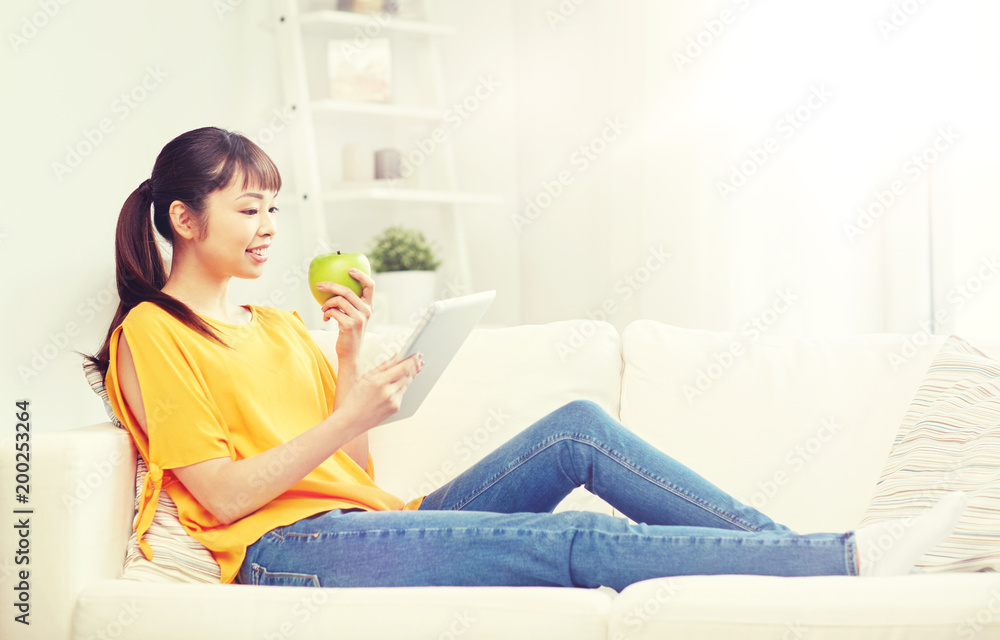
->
[379, 289, 496, 425]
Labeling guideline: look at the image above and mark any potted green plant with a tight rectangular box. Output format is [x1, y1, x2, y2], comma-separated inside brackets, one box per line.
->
[367, 225, 444, 325]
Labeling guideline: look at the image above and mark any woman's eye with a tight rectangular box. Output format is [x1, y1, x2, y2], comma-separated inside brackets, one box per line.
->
[243, 209, 258, 215]
[270, 207, 280, 214]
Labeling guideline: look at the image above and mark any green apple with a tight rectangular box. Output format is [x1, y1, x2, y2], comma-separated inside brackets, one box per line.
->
[308, 251, 372, 304]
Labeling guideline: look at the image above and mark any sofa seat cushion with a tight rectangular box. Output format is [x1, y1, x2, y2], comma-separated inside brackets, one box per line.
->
[618, 320, 951, 534]
[609, 573, 1000, 639]
[72, 579, 615, 640]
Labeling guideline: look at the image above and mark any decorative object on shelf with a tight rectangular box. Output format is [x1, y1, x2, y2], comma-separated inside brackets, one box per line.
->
[342, 142, 375, 181]
[374, 148, 402, 180]
[275, 0, 499, 308]
[327, 37, 392, 103]
[367, 225, 443, 325]
[349, 0, 381, 12]
[325, 0, 403, 13]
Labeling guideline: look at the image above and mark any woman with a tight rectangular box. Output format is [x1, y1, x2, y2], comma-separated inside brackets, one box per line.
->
[85, 126, 967, 590]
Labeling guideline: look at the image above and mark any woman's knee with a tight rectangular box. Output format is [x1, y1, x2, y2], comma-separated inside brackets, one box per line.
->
[559, 399, 612, 421]
[536, 399, 618, 439]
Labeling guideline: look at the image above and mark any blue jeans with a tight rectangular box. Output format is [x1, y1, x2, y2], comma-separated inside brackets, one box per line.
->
[238, 400, 858, 591]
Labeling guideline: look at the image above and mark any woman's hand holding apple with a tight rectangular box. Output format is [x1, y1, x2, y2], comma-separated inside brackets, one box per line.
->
[318, 269, 374, 364]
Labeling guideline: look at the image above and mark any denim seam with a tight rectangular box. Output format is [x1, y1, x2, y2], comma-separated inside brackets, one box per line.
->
[251, 562, 321, 587]
[450, 431, 758, 532]
[446, 431, 582, 510]
[572, 433, 760, 532]
[845, 532, 859, 576]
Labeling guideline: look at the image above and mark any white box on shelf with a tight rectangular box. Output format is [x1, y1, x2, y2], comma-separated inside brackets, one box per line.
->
[327, 37, 392, 103]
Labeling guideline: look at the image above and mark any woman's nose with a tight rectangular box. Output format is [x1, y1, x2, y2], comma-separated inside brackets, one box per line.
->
[260, 209, 277, 236]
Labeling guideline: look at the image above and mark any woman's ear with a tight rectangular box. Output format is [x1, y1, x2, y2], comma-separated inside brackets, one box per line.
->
[168, 200, 199, 241]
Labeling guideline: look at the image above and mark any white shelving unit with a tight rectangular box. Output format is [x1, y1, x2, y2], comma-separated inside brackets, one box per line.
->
[271, 0, 501, 307]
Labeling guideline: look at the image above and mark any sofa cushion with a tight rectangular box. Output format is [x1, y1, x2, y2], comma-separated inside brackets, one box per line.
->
[609, 573, 1000, 639]
[859, 335, 1000, 572]
[617, 320, 950, 534]
[72, 579, 614, 640]
[314, 320, 623, 515]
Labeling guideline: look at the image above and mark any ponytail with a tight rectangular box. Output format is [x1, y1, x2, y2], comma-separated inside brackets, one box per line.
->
[83, 127, 281, 379]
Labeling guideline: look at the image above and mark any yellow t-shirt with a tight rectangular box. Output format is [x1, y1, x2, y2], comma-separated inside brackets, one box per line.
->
[104, 301, 423, 585]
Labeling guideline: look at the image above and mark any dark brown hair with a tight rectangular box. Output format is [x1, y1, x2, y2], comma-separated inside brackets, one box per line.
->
[82, 126, 282, 378]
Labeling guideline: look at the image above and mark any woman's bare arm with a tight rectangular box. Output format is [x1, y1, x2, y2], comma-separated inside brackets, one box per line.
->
[332, 357, 369, 471]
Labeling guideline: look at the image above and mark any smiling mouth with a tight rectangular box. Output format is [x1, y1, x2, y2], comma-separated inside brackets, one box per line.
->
[247, 247, 269, 257]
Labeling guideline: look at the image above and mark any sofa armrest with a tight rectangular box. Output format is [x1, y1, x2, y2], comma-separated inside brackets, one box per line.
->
[1, 422, 136, 640]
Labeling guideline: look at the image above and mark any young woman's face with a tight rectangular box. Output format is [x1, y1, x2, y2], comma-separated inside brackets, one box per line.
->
[190, 176, 279, 280]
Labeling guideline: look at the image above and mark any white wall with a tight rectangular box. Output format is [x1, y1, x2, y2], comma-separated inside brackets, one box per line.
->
[6, 0, 1000, 435]
[505, 0, 1000, 341]
[0, 0, 520, 435]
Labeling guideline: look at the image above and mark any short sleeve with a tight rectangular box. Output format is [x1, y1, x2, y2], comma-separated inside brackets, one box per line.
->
[112, 309, 234, 471]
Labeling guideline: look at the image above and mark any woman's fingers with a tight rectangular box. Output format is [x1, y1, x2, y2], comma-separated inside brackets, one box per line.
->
[322, 295, 369, 327]
[351, 270, 376, 306]
[381, 352, 424, 381]
[319, 281, 373, 318]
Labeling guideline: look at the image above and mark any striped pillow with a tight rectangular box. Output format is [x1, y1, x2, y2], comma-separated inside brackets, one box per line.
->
[858, 335, 1000, 573]
[83, 360, 221, 583]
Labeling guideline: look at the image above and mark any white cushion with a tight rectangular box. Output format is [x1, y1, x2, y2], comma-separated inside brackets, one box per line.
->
[72, 579, 614, 640]
[860, 335, 1000, 572]
[311, 320, 623, 515]
[609, 573, 1000, 639]
[0, 423, 135, 640]
[618, 320, 950, 533]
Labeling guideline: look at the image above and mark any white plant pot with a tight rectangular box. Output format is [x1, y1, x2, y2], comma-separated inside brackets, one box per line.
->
[374, 270, 438, 326]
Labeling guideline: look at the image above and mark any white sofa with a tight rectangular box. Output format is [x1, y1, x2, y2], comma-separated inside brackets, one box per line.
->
[4, 318, 1000, 640]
